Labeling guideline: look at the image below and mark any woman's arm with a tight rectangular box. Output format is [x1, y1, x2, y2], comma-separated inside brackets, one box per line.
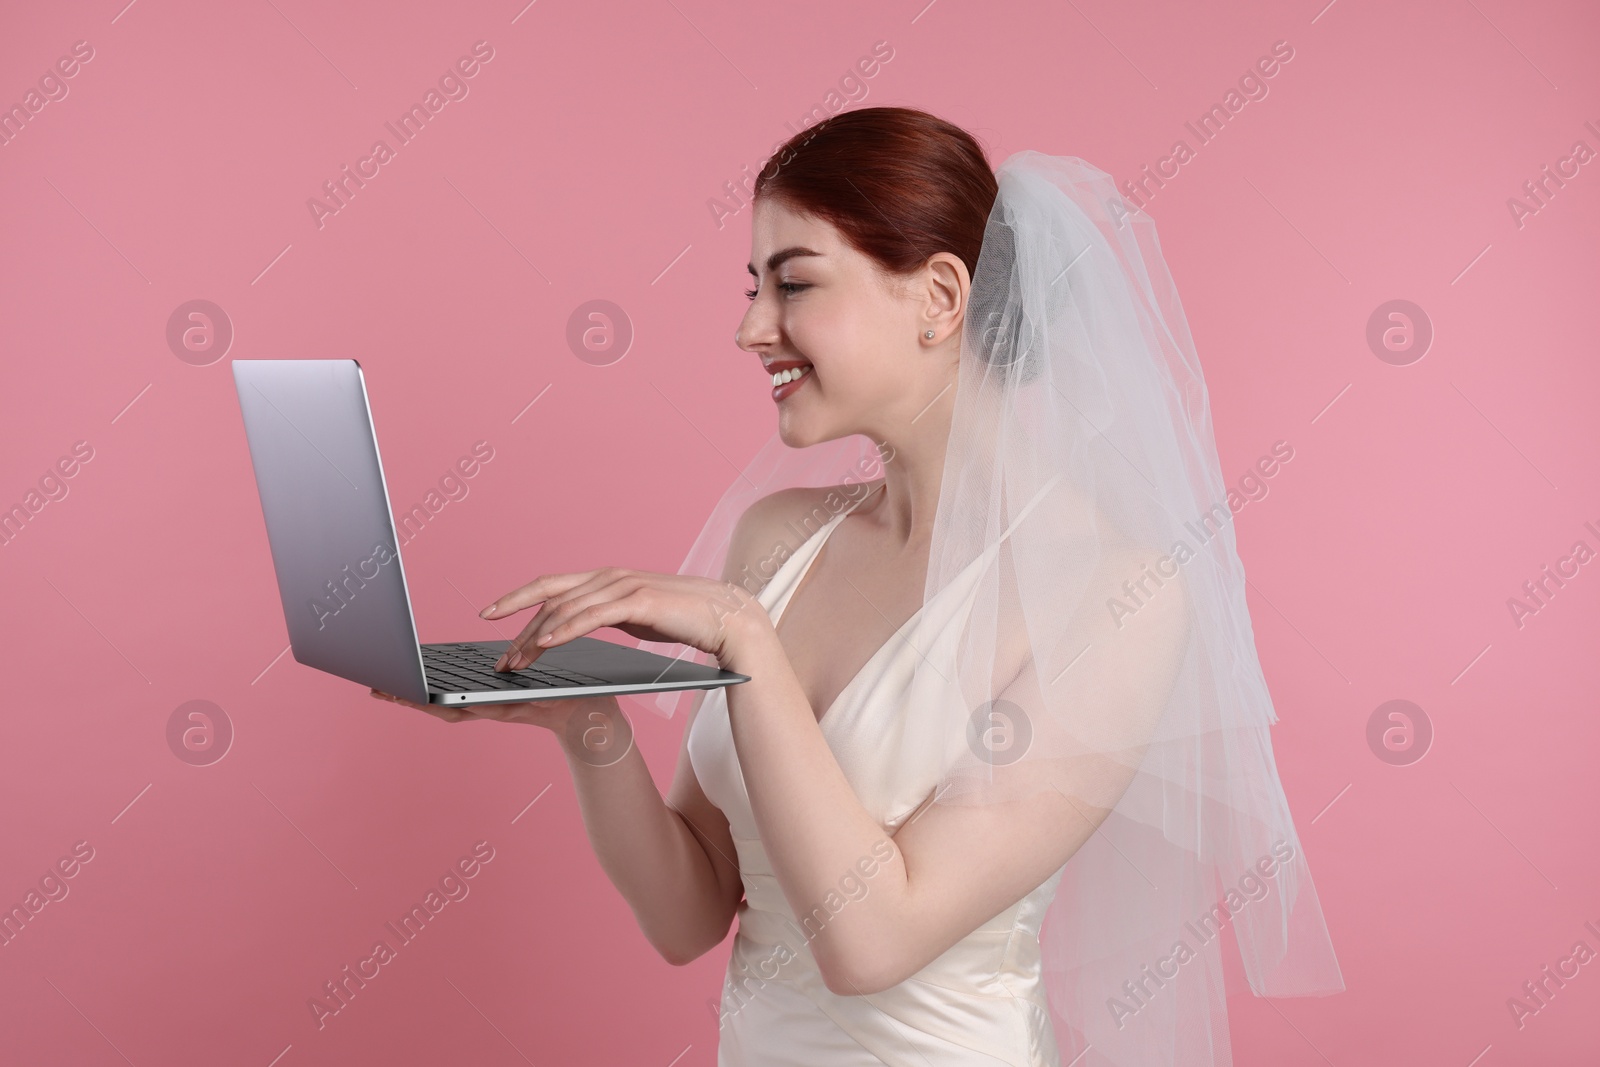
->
[534, 485, 835, 963]
[559, 690, 744, 965]
[376, 508, 786, 967]
[483, 496, 831, 964]
[714, 542, 1191, 995]
[476, 499, 1190, 996]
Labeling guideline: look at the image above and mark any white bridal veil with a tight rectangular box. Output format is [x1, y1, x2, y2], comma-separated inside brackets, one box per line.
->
[646, 150, 1344, 1066]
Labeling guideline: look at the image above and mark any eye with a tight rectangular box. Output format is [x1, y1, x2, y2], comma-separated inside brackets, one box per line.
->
[744, 282, 809, 301]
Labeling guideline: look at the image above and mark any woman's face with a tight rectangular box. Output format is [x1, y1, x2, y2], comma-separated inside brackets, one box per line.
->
[737, 196, 963, 449]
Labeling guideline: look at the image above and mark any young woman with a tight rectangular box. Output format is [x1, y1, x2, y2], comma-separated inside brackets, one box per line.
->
[375, 107, 1343, 1066]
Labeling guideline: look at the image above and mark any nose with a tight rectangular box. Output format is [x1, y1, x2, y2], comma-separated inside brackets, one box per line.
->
[735, 294, 778, 353]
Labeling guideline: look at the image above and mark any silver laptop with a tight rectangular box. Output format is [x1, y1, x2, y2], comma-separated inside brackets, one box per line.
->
[232, 358, 748, 706]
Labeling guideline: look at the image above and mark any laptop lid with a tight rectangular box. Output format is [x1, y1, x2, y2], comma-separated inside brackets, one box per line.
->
[233, 359, 432, 703]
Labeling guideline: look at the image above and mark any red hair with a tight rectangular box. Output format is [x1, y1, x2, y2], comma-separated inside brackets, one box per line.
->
[753, 107, 998, 284]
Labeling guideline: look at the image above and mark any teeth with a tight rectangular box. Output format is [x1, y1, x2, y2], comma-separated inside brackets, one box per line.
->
[771, 365, 811, 387]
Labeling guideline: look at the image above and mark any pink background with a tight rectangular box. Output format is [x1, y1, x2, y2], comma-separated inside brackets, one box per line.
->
[2, 0, 1597, 1063]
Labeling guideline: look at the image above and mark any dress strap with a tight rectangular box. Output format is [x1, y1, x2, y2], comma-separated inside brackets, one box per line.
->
[766, 480, 883, 626]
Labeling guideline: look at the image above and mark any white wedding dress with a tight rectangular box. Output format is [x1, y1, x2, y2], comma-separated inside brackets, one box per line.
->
[688, 489, 1068, 1066]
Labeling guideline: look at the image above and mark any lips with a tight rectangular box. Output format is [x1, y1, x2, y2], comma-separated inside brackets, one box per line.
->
[768, 360, 813, 402]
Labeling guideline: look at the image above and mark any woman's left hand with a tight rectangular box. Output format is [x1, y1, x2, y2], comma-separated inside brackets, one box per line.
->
[479, 567, 770, 672]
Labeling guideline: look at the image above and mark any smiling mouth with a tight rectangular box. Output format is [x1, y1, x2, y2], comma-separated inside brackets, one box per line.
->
[770, 362, 813, 402]
[770, 364, 811, 387]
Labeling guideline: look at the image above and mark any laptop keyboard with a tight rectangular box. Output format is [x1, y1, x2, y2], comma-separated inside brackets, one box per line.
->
[421, 644, 610, 693]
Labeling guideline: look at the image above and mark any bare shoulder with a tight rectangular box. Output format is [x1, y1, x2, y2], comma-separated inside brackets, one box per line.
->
[1096, 542, 1192, 633]
[721, 480, 882, 593]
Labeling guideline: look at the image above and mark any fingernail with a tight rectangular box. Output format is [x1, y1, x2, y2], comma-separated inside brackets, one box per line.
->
[536, 633, 553, 646]
[479, 603, 495, 618]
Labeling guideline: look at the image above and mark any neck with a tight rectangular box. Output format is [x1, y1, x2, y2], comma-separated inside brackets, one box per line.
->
[854, 365, 1011, 550]
[857, 406, 955, 550]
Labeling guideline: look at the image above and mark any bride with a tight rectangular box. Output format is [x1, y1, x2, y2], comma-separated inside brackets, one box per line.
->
[374, 106, 1343, 1065]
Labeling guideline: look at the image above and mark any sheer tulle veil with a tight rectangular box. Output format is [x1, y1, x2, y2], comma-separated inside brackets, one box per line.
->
[642, 150, 1344, 1066]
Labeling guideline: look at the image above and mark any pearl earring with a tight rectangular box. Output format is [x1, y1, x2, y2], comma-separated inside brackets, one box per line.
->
[924, 330, 935, 339]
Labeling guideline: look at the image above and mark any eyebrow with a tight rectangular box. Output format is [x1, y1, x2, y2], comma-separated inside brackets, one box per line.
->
[747, 246, 824, 276]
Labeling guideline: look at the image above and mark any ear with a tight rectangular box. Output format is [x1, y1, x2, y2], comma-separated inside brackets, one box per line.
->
[920, 252, 970, 342]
